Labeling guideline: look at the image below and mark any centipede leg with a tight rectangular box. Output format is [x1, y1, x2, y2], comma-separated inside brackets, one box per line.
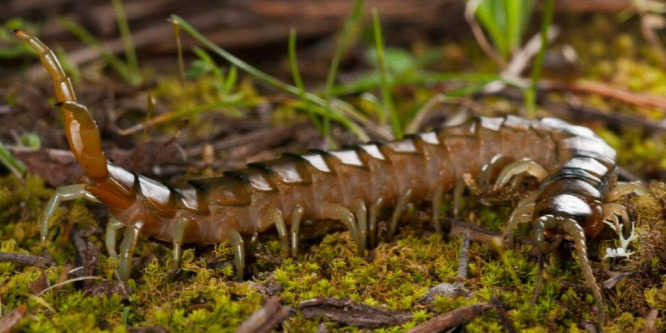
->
[227, 229, 245, 281]
[478, 154, 514, 189]
[389, 188, 413, 235]
[606, 181, 647, 201]
[267, 207, 289, 256]
[561, 218, 604, 326]
[602, 203, 630, 227]
[368, 197, 384, 248]
[41, 184, 98, 246]
[105, 217, 124, 259]
[534, 215, 558, 254]
[322, 203, 360, 251]
[503, 192, 537, 246]
[452, 181, 465, 217]
[494, 158, 548, 192]
[172, 217, 191, 264]
[290, 205, 304, 258]
[118, 221, 143, 280]
[355, 201, 368, 253]
[431, 185, 444, 233]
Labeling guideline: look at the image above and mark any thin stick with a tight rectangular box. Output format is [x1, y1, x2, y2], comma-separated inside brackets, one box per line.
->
[37, 276, 104, 296]
[406, 302, 493, 333]
[0, 252, 51, 267]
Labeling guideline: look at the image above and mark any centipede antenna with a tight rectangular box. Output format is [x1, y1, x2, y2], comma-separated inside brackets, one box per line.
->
[562, 217, 604, 326]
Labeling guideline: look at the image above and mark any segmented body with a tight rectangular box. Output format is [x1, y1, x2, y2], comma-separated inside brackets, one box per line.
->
[124, 115, 613, 243]
[17, 30, 646, 327]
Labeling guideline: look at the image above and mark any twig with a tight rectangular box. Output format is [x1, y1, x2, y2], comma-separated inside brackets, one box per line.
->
[457, 229, 470, 279]
[541, 80, 666, 112]
[602, 271, 635, 289]
[530, 254, 544, 307]
[37, 276, 104, 297]
[491, 296, 516, 333]
[449, 218, 502, 243]
[0, 305, 26, 333]
[406, 302, 493, 333]
[0, 252, 52, 267]
[298, 297, 412, 328]
[236, 296, 291, 333]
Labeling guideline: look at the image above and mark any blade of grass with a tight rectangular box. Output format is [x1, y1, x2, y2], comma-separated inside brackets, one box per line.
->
[372, 8, 401, 139]
[331, 72, 500, 96]
[0, 142, 26, 179]
[117, 100, 260, 135]
[56, 17, 133, 83]
[525, 0, 555, 118]
[170, 14, 370, 141]
[110, 0, 140, 85]
[289, 28, 323, 134]
[170, 18, 188, 110]
[322, 0, 365, 144]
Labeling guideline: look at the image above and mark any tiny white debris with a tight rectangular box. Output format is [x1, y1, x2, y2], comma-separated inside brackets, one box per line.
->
[603, 219, 637, 259]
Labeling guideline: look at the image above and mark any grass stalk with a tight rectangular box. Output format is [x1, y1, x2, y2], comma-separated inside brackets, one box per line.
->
[110, 0, 140, 85]
[322, 0, 365, 143]
[372, 8, 401, 139]
[525, 0, 555, 118]
[170, 14, 370, 141]
[289, 28, 323, 134]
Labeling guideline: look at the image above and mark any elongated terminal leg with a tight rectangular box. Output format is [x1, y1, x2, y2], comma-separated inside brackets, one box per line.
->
[355, 201, 368, 253]
[267, 207, 289, 256]
[41, 184, 98, 246]
[118, 221, 143, 280]
[606, 181, 648, 202]
[228, 229, 245, 281]
[105, 217, 124, 259]
[290, 205, 304, 258]
[494, 158, 548, 192]
[389, 189, 412, 235]
[561, 218, 604, 325]
[368, 197, 384, 248]
[322, 203, 360, 250]
[172, 217, 191, 264]
[431, 185, 443, 233]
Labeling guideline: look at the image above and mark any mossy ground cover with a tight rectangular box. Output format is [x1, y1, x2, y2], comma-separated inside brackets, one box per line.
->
[1, 14, 666, 333]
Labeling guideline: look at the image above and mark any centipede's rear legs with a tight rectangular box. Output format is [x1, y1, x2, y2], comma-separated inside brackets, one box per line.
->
[41, 184, 99, 246]
[118, 222, 143, 280]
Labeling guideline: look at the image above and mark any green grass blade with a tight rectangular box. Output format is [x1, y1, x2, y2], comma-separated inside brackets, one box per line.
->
[331, 72, 500, 96]
[56, 17, 133, 83]
[170, 14, 370, 141]
[525, 0, 555, 118]
[505, 0, 521, 53]
[322, 0, 365, 143]
[0, 142, 26, 179]
[110, 0, 140, 85]
[289, 28, 323, 134]
[475, 0, 508, 57]
[372, 8, 401, 139]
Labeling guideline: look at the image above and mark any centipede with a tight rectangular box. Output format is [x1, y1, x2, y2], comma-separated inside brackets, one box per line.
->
[15, 30, 647, 326]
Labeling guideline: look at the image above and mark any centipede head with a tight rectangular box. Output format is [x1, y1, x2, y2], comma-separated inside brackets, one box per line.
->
[532, 194, 606, 326]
